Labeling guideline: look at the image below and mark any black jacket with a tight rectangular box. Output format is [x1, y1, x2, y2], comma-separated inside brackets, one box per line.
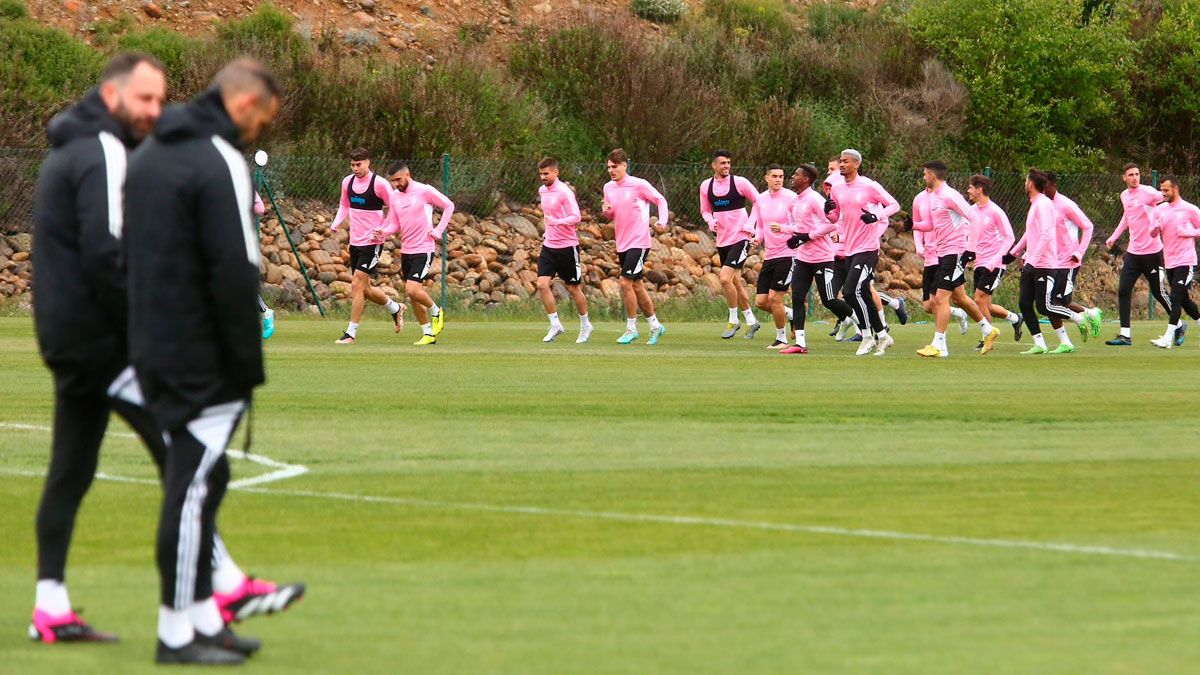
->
[125, 88, 263, 431]
[32, 88, 136, 394]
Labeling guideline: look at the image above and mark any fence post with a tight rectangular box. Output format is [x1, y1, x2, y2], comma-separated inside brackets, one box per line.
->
[255, 166, 325, 316]
[984, 166, 992, 179]
[441, 152, 450, 310]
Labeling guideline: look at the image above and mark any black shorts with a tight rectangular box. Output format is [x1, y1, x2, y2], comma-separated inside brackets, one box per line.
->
[619, 248, 648, 280]
[935, 253, 966, 291]
[537, 245, 582, 285]
[1168, 265, 1196, 290]
[401, 252, 434, 282]
[1061, 267, 1079, 304]
[717, 240, 751, 269]
[922, 265, 939, 301]
[1046, 268, 1072, 304]
[832, 256, 850, 291]
[349, 244, 382, 276]
[756, 258, 794, 294]
[973, 266, 1006, 296]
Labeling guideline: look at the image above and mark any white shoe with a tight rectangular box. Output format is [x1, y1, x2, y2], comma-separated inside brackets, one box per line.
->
[872, 332, 894, 356]
[1150, 335, 1172, 349]
[855, 334, 877, 356]
[543, 325, 565, 343]
[576, 324, 593, 344]
[834, 319, 855, 342]
[957, 312, 969, 335]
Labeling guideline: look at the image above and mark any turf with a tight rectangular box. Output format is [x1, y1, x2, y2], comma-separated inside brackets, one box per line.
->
[1, 315, 1197, 674]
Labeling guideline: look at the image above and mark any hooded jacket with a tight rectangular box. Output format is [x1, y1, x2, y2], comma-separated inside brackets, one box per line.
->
[124, 88, 263, 431]
[32, 88, 136, 394]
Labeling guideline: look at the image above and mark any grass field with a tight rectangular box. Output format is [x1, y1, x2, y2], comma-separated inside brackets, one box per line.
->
[1, 314, 1198, 674]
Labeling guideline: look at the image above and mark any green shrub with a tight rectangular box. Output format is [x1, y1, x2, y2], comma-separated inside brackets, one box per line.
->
[0, 0, 26, 20]
[0, 17, 102, 146]
[630, 0, 686, 23]
[216, 3, 309, 63]
[701, 0, 794, 42]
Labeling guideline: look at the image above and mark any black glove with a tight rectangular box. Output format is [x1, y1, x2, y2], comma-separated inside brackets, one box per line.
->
[1002, 253, 1017, 265]
[860, 209, 878, 224]
[903, 215, 914, 232]
[786, 232, 812, 249]
[823, 198, 836, 214]
[961, 250, 976, 265]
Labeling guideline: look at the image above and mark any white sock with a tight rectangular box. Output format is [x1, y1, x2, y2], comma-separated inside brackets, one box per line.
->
[877, 309, 888, 326]
[1164, 323, 1178, 338]
[429, 304, 441, 317]
[190, 597, 224, 637]
[1120, 327, 1131, 338]
[1086, 307, 1101, 319]
[727, 307, 738, 323]
[785, 306, 794, 321]
[950, 307, 967, 320]
[884, 296, 900, 310]
[795, 329, 806, 348]
[1069, 312, 1085, 325]
[776, 328, 787, 342]
[548, 312, 561, 328]
[421, 323, 433, 336]
[933, 331, 947, 351]
[1004, 312, 1020, 324]
[35, 580, 70, 615]
[580, 313, 591, 328]
[263, 308, 274, 320]
[158, 606, 194, 649]
[1054, 327, 1073, 346]
[648, 314, 662, 331]
[979, 319, 994, 336]
[384, 299, 400, 314]
[626, 317, 638, 332]
[211, 551, 247, 595]
[345, 322, 359, 338]
[743, 308, 757, 324]
[1033, 333, 1048, 349]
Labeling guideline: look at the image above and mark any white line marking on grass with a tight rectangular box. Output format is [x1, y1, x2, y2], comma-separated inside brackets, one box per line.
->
[0, 422, 309, 488]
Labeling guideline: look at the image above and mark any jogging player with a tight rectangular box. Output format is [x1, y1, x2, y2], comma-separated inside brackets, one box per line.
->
[330, 148, 405, 344]
[1103, 163, 1170, 345]
[749, 165, 796, 348]
[1009, 169, 1073, 354]
[1148, 176, 1200, 348]
[377, 162, 455, 345]
[534, 157, 592, 343]
[602, 148, 669, 345]
[964, 174, 1022, 343]
[700, 149, 761, 338]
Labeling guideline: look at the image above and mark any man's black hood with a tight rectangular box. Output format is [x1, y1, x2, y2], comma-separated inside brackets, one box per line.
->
[153, 87, 243, 149]
[45, 88, 134, 149]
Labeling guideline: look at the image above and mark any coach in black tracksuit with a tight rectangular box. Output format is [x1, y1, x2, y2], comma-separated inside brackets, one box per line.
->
[29, 54, 170, 643]
[123, 59, 280, 661]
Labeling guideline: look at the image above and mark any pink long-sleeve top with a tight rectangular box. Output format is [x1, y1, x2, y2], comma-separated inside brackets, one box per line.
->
[1051, 192, 1094, 268]
[910, 182, 976, 257]
[912, 190, 939, 267]
[1150, 199, 1200, 268]
[971, 200, 1015, 271]
[538, 179, 581, 249]
[790, 187, 839, 264]
[380, 179, 454, 255]
[1012, 193, 1059, 268]
[1107, 184, 1164, 255]
[749, 187, 797, 262]
[602, 175, 669, 253]
[826, 175, 899, 257]
[253, 191, 265, 216]
[824, 172, 846, 258]
[331, 173, 393, 246]
[700, 175, 758, 247]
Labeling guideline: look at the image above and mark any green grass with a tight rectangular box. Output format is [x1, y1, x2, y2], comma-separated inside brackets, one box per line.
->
[1, 316, 1198, 673]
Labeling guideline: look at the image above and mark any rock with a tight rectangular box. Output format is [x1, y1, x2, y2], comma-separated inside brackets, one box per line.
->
[682, 242, 708, 264]
[320, 238, 341, 256]
[388, 37, 403, 49]
[8, 233, 31, 253]
[498, 214, 540, 238]
[599, 278, 621, 299]
[142, 1, 163, 19]
[353, 11, 375, 26]
[899, 252, 924, 269]
[360, 0, 376, 12]
[532, 2, 552, 15]
[308, 250, 334, 266]
[11, 251, 29, 263]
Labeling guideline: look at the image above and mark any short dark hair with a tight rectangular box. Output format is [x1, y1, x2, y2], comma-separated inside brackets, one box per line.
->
[1045, 171, 1058, 186]
[969, 174, 992, 195]
[349, 148, 371, 162]
[828, 155, 841, 163]
[922, 160, 949, 180]
[212, 57, 280, 102]
[385, 161, 408, 175]
[1027, 169, 1049, 192]
[1161, 174, 1179, 188]
[765, 164, 784, 175]
[101, 51, 165, 84]
[712, 149, 732, 162]
[797, 164, 818, 184]
[538, 156, 558, 170]
[606, 148, 629, 165]
[1122, 162, 1139, 174]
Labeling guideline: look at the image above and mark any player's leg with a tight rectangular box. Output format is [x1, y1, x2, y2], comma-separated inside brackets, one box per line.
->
[1153, 266, 1196, 348]
[1019, 266, 1048, 353]
[1145, 256, 1174, 319]
[878, 289, 908, 325]
[536, 275, 563, 342]
[869, 284, 890, 335]
[785, 262, 813, 353]
[1110, 254, 1139, 343]
[718, 262, 741, 337]
[846, 253, 887, 354]
[560, 247, 592, 343]
[632, 279, 664, 344]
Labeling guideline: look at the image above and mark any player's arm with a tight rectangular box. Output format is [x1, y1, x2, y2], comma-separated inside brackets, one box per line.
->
[73, 138, 127, 333]
[1178, 206, 1200, 238]
[699, 181, 717, 231]
[375, 174, 392, 220]
[601, 185, 615, 220]
[426, 185, 455, 239]
[1105, 214, 1127, 249]
[997, 208, 1016, 254]
[874, 183, 901, 219]
[1067, 201, 1094, 261]
[552, 186, 582, 228]
[376, 193, 401, 239]
[643, 181, 669, 228]
[253, 191, 265, 216]
[331, 177, 350, 231]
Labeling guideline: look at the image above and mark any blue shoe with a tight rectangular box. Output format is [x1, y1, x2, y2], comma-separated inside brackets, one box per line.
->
[895, 297, 909, 325]
[1174, 323, 1187, 347]
[1105, 335, 1132, 346]
[647, 325, 666, 345]
[617, 330, 640, 345]
[261, 309, 275, 340]
[850, 333, 863, 343]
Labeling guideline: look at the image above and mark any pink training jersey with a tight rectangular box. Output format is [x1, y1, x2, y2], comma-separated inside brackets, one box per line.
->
[253, 191, 265, 217]
[789, 187, 839, 264]
[602, 175, 669, 253]
[749, 187, 797, 261]
[911, 182, 976, 257]
[700, 175, 758, 248]
[538, 179, 581, 249]
[380, 179, 454, 255]
[971, 200, 1015, 271]
[912, 189, 939, 267]
[332, 173, 394, 246]
[1150, 199, 1200, 268]
[1051, 192, 1094, 268]
[1014, 193, 1059, 269]
[1107, 184, 1164, 255]
[827, 175, 899, 257]
[824, 172, 846, 257]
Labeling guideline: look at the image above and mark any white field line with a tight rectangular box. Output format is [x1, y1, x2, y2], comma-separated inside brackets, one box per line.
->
[0, 422, 308, 488]
[3, 424, 1194, 563]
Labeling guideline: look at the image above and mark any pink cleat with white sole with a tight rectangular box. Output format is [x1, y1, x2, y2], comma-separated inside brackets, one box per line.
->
[214, 577, 306, 624]
[29, 609, 118, 643]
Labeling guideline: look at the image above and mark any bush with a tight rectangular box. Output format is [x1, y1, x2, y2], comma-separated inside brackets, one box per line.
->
[1130, 0, 1200, 169]
[118, 28, 218, 98]
[630, 0, 686, 23]
[0, 0, 26, 20]
[701, 0, 795, 42]
[216, 3, 309, 64]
